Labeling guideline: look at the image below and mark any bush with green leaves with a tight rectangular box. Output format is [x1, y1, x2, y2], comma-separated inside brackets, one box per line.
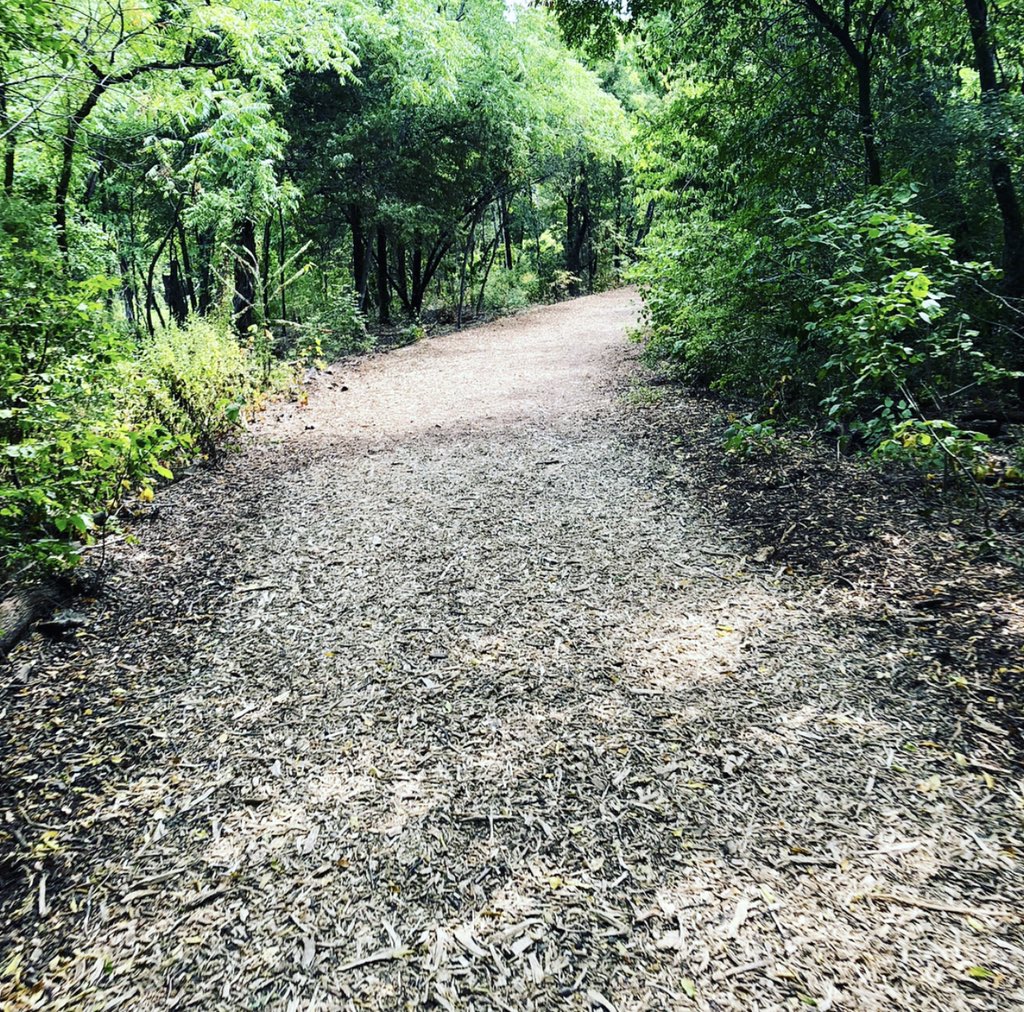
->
[722, 415, 787, 460]
[785, 188, 1009, 446]
[299, 280, 372, 362]
[636, 188, 1016, 459]
[630, 213, 804, 398]
[141, 321, 260, 458]
[876, 418, 993, 484]
[0, 240, 263, 575]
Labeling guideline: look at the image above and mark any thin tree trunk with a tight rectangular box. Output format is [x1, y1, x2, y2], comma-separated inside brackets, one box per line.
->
[412, 241, 424, 314]
[51, 56, 228, 263]
[162, 232, 189, 326]
[145, 202, 182, 335]
[476, 229, 502, 315]
[1, 79, 15, 196]
[119, 252, 137, 324]
[55, 79, 107, 260]
[528, 185, 541, 276]
[635, 200, 656, 248]
[196, 226, 216, 315]
[457, 218, 478, 329]
[854, 55, 882, 186]
[233, 217, 258, 337]
[350, 209, 369, 312]
[376, 224, 390, 324]
[500, 193, 513, 270]
[801, 0, 885, 187]
[964, 0, 1024, 303]
[613, 161, 623, 275]
[278, 206, 288, 320]
[394, 243, 411, 313]
[175, 219, 196, 314]
[261, 217, 272, 321]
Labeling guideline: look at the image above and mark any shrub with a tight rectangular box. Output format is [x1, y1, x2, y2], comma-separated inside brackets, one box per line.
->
[300, 283, 372, 362]
[635, 187, 1017, 458]
[784, 188, 1007, 447]
[142, 320, 259, 458]
[0, 239, 263, 575]
[629, 213, 809, 400]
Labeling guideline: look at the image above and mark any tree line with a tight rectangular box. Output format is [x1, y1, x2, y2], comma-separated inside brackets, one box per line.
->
[0, 0, 642, 573]
[555, 0, 1024, 470]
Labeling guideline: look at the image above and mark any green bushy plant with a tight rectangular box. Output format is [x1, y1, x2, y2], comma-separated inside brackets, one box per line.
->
[0, 238, 262, 575]
[629, 213, 809, 399]
[722, 414, 787, 460]
[1, 242, 165, 570]
[786, 188, 1008, 446]
[142, 320, 259, 458]
[301, 283, 372, 362]
[480, 268, 531, 314]
[876, 418, 993, 483]
[635, 188, 1017, 466]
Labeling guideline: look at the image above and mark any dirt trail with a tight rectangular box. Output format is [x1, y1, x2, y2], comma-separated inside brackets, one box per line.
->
[2, 289, 1022, 1010]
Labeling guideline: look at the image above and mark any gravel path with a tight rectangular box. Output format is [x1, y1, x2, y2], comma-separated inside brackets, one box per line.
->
[2, 289, 1023, 1010]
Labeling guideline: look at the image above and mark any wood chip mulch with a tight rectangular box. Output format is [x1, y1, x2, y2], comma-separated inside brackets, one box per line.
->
[1, 290, 1022, 1010]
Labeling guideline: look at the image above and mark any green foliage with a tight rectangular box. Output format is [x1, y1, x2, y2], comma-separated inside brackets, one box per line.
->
[876, 418, 993, 480]
[571, 0, 1024, 476]
[789, 190, 1006, 444]
[142, 320, 259, 457]
[0, 239, 262, 574]
[301, 285, 373, 362]
[635, 186, 1017, 456]
[479, 267, 532, 314]
[723, 416, 786, 460]
[630, 214, 782, 395]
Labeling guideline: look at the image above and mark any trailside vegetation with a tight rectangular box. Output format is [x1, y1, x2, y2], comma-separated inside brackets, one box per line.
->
[553, 0, 1024, 477]
[0, 0, 635, 575]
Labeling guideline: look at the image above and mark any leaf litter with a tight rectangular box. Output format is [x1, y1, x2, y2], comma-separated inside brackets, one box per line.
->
[1, 289, 1022, 1009]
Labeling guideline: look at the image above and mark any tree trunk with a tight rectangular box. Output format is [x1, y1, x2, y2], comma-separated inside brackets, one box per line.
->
[964, 0, 1024, 303]
[394, 243, 411, 313]
[801, 1, 884, 187]
[376, 224, 390, 324]
[278, 206, 288, 321]
[233, 217, 258, 337]
[854, 54, 882, 186]
[411, 242, 424, 314]
[0, 579, 71, 658]
[635, 199, 656, 248]
[261, 217, 272, 321]
[145, 203, 182, 335]
[162, 247, 189, 327]
[500, 193, 514, 270]
[565, 174, 591, 296]
[175, 220, 197, 314]
[457, 218, 478, 329]
[350, 209, 369, 312]
[476, 228, 502, 314]
[118, 252, 138, 325]
[613, 161, 623, 275]
[1, 80, 15, 197]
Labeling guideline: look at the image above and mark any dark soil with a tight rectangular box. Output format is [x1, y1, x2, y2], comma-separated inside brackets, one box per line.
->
[638, 387, 1024, 749]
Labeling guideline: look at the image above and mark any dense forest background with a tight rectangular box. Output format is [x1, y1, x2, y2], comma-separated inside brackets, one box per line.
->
[554, 0, 1024, 470]
[2, 0, 1023, 575]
